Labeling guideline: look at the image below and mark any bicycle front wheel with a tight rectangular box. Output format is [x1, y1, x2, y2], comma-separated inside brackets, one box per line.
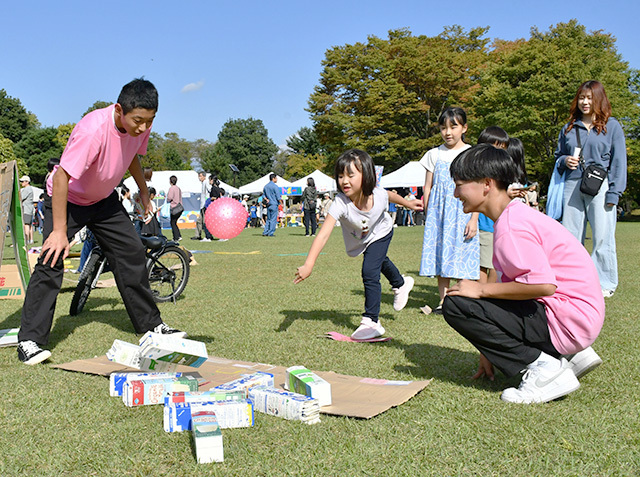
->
[69, 250, 103, 316]
[147, 245, 190, 303]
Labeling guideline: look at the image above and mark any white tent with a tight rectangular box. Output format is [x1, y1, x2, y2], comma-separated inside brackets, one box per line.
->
[123, 170, 240, 196]
[238, 173, 293, 195]
[290, 169, 337, 193]
[379, 162, 425, 188]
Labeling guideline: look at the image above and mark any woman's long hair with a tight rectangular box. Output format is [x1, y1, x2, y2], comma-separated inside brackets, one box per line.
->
[566, 80, 611, 134]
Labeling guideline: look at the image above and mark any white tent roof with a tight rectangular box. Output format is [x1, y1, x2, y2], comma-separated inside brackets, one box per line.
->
[238, 173, 293, 195]
[123, 170, 240, 196]
[290, 169, 337, 193]
[379, 162, 425, 188]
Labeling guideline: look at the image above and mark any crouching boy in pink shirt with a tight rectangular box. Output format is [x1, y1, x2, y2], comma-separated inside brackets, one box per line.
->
[18, 78, 186, 365]
[443, 144, 605, 403]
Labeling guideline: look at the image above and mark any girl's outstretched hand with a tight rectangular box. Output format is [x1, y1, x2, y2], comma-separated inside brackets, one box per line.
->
[294, 264, 312, 284]
[406, 199, 423, 211]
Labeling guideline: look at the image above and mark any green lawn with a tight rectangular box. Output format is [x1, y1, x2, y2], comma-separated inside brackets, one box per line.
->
[1, 222, 639, 476]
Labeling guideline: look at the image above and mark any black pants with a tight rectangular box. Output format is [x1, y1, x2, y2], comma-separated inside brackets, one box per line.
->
[304, 207, 317, 235]
[170, 209, 182, 240]
[19, 191, 162, 345]
[442, 295, 560, 377]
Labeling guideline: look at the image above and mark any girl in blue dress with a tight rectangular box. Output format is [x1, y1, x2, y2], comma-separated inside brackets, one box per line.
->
[419, 107, 479, 313]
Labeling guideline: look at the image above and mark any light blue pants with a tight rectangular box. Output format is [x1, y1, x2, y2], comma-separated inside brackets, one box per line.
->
[562, 178, 618, 292]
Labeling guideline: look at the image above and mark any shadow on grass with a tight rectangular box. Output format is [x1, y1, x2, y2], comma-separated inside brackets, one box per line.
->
[276, 309, 358, 332]
[389, 338, 517, 390]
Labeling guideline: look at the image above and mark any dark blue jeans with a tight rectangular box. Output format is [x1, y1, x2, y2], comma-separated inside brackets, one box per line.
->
[361, 230, 404, 322]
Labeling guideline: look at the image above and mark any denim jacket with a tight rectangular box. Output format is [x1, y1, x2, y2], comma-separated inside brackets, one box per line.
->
[554, 117, 627, 205]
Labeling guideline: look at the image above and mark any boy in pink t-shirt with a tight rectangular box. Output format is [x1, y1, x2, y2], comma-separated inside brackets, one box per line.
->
[18, 79, 186, 365]
[443, 144, 605, 404]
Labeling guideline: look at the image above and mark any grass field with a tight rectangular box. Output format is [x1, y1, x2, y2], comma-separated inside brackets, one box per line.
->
[1, 221, 639, 476]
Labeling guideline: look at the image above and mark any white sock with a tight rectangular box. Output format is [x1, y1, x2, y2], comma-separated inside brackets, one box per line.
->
[530, 351, 562, 372]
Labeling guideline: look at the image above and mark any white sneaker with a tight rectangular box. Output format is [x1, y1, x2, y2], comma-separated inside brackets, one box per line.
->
[351, 317, 385, 340]
[602, 289, 614, 298]
[501, 358, 580, 404]
[201, 238, 211, 242]
[152, 323, 187, 339]
[392, 276, 414, 311]
[565, 347, 602, 379]
[18, 340, 52, 365]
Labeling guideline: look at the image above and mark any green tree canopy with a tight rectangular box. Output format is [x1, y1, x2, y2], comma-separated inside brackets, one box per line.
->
[0, 133, 28, 176]
[0, 89, 33, 143]
[13, 127, 64, 186]
[82, 101, 113, 118]
[308, 26, 489, 171]
[211, 117, 278, 184]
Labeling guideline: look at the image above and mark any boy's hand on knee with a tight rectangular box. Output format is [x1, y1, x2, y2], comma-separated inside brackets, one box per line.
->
[472, 354, 494, 381]
[447, 279, 483, 299]
[42, 230, 70, 266]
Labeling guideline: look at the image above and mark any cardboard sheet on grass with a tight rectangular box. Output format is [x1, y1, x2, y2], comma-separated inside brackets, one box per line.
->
[53, 355, 431, 419]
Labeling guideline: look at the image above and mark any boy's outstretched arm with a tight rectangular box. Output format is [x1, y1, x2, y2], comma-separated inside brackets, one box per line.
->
[129, 156, 152, 216]
[42, 167, 71, 266]
[294, 214, 336, 284]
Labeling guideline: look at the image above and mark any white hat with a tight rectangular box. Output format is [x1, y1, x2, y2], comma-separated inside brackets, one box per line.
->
[20, 175, 30, 183]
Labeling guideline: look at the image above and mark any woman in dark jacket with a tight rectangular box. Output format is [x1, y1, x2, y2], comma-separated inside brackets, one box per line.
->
[302, 177, 318, 236]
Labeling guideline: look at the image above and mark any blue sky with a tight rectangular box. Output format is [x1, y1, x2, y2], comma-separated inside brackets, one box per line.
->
[2, 1, 638, 148]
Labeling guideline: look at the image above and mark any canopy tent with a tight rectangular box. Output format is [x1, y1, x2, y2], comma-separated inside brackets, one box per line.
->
[237, 173, 293, 195]
[123, 170, 240, 197]
[289, 169, 337, 193]
[379, 162, 425, 188]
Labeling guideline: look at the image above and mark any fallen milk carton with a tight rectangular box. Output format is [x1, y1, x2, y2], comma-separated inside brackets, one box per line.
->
[109, 372, 182, 397]
[164, 390, 245, 406]
[123, 375, 199, 407]
[106, 339, 142, 369]
[164, 399, 254, 432]
[248, 385, 321, 424]
[137, 332, 208, 371]
[286, 365, 332, 406]
[211, 371, 274, 397]
[192, 411, 224, 464]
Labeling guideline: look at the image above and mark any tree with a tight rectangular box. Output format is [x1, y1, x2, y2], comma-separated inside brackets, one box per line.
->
[56, 123, 75, 150]
[161, 132, 192, 170]
[308, 27, 489, 172]
[283, 126, 328, 180]
[0, 133, 28, 176]
[211, 118, 278, 184]
[286, 153, 327, 180]
[286, 127, 323, 156]
[13, 127, 64, 186]
[0, 89, 33, 143]
[472, 20, 640, 194]
[82, 101, 113, 118]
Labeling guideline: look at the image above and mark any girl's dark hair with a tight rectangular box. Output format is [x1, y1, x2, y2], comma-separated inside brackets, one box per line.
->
[450, 144, 518, 190]
[334, 149, 377, 197]
[566, 80, 611, 135]
[148, 187, 156, 196]
[47, 157, 60, 172]
[117, 78, 159, 114]
[120, 186, 129, 197]
[209, 174, 220, 187]
[169, 175, 177, 185]
[307, 177, 315, 187]
[506, 137, 528, 184]
[477, 126, 509, 148]
[438, 107, 467, 128]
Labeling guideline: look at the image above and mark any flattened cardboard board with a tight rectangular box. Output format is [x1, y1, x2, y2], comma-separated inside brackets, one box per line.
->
[0, 264, 25, 299]
[53, 355, 431, 419]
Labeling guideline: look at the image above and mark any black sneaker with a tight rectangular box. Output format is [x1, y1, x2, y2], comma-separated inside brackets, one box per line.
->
[190, 236, 202, 241]
[18, 340, 52, 365]
[152, 323, 187, 339]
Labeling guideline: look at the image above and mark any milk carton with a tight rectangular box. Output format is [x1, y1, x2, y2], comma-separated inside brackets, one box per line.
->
[211, 372, 274, 397]
[192, 411, 224, 463]
[109, 372, 182, 397]
[123, 375, 199, 406]
[164, 399, 254, 432]
[286, 365, 332, 406]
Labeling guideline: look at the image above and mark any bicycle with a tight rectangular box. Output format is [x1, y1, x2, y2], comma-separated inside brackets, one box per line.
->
[69, 235, 190, 316]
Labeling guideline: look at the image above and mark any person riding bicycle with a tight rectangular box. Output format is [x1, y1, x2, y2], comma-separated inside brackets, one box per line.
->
[18, 78, 187, 365]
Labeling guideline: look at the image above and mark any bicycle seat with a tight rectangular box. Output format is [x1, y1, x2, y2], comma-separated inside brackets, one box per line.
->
[140, 235, 165, 250]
